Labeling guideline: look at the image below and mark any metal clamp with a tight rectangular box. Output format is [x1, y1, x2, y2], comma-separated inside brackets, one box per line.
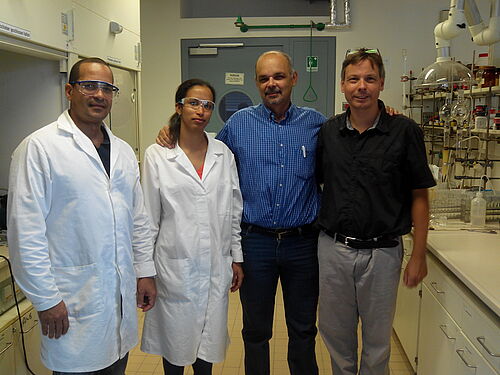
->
[439, 324, 456, 340]
[430, 281, 445, 294]
[477, 337, 500, 357]
[456, 349, 477, 368]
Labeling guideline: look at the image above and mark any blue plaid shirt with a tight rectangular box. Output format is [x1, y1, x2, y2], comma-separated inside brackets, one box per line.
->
[217, 103, 326, 229]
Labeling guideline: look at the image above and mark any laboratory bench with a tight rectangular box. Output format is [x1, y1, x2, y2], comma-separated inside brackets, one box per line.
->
[394, 230, 500, 375]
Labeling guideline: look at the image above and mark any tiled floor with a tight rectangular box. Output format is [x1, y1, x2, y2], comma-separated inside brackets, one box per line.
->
[126, 285, 414, 375]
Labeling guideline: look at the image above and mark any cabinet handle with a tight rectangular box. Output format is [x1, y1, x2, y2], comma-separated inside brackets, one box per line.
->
[22, 322, 39, 334]
[430, 281, 445, 294]
[439, 324, 456, 340]
[456, 349, 477, 369]
[477, 336, 500, 357]
[0, 342, 13, 355]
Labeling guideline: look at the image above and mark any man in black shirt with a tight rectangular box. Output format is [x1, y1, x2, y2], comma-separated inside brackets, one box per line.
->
[316, 48, 436, 375]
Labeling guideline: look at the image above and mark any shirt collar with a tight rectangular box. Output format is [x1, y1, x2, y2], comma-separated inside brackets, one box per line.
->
[341, 100, 390, 134]
[260, 102, 296, 123]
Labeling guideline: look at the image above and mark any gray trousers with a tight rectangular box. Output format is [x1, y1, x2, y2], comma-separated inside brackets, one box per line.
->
[318, 232, 402, 375]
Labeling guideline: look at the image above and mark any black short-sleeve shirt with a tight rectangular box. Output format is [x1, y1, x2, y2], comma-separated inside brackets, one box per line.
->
[316, 100, 436, 239]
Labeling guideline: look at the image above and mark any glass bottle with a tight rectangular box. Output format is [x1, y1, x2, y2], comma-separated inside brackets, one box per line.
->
[470, 191, 487, 227]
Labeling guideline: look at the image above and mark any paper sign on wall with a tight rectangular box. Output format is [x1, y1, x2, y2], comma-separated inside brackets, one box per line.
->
[225, 72, 245, 85]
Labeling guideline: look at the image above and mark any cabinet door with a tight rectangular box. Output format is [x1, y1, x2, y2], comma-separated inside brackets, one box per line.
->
[393, 256, 420, 372]
[107, 66, 139, 156]
[0, 326, 15, 375]
[70, 3, 141, 71]
[418, 284, 461, 375]
[14, 309, 51, 375]
[0, 0, 70, 51]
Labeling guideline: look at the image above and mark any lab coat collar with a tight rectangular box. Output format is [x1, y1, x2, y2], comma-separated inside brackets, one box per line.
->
[57, 110, 116, 177]
[165, 132, 223, 185]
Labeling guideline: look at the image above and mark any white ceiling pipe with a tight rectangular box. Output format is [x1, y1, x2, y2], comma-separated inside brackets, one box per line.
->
[325, 0, 351, 30]
[434, 0, 467, 61]
[466, 0, 500, 45]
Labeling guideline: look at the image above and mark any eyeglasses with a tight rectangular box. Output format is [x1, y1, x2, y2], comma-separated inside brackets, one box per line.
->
[178, 97, 215, 111]
[345, 48, 381, 58]
[70, 80, 120, 98]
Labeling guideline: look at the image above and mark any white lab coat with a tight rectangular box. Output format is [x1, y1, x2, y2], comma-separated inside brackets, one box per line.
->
[140, 137, 243, 365]
[7, 111, 156, 372]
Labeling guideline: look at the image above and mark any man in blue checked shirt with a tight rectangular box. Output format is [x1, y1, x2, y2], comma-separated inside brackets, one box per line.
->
[218, 51, 325, 375]
[158, 51, 325, 375]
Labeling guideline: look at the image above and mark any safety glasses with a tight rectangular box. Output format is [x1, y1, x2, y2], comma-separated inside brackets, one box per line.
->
[345, 48, 381, 58]
[178, 97, 215, 111]
[70, 80, 120, 98]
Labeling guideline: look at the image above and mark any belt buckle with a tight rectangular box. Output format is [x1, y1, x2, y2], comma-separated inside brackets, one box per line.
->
[277, 230, 289, 241]
[344, 236, 356, 247]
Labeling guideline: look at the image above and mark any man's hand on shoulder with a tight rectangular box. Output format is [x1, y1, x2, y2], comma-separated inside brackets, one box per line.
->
[156, 126, 175, 148]
[38, 300, 69, 339]
[385, 106, 402, 116]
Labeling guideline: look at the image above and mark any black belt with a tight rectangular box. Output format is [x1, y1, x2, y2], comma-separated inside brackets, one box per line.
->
[324, 230, 399, 249]
[241, 223, 317, 240]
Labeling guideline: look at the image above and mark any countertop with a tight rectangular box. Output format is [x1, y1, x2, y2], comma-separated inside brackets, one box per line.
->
[426, 230, 500, 317]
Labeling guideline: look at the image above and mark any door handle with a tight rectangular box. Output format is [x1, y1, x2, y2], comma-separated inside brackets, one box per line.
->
[477, 336, 500, 357]
[430, 281, 445, 294]
[439, 324, 456, 340]
[456, 349, 477, 369]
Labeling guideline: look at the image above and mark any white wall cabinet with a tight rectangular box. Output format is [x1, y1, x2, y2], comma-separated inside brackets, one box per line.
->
[416, 254, 499, 375]
[73, 0, 140, 35]
[0, 0, 71, 51]
[69, 1, 141, 71]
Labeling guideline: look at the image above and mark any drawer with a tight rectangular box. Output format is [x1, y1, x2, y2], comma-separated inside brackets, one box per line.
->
[425, 254, 464, 324]
[455, 330, 498, 375]
[462, 299, 500, 372]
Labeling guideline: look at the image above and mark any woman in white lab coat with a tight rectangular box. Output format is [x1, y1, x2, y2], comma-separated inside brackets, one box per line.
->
[140, 79, 244, 375]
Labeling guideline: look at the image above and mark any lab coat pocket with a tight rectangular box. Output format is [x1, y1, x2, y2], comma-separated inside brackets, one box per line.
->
[51, 263, 104, 319]
[156, 257, 192, 303]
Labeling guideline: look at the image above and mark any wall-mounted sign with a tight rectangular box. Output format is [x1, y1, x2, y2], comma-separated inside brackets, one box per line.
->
[225, 72, 244, 85]
[306, 56, 318, 72]
[0, 21, 31, 39]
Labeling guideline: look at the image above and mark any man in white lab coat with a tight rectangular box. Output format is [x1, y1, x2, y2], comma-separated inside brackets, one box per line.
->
[7, 57, 157, 375]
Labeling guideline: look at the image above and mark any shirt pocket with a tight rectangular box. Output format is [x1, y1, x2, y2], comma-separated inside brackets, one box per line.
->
[51, 263, 104, 319]
[294, 146, 316, 180]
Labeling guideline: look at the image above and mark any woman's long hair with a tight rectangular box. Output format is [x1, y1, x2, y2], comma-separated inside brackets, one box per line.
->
[169, 79, 216, 144]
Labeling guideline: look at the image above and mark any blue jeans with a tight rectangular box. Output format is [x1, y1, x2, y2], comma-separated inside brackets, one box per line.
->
[239, 229, 319, 375]
[53, 354, 128, 375]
